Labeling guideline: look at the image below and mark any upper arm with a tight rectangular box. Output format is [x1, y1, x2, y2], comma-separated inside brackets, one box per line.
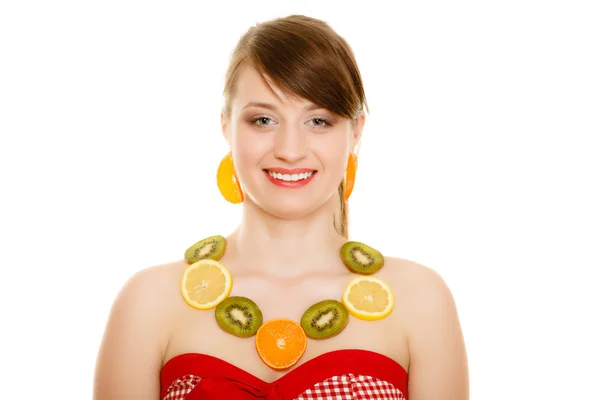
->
[93, 267, 171, 400]
[405, 265, 470, 400]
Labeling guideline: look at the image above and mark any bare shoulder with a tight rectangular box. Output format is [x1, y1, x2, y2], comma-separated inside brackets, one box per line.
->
[93, 260, 187, 400]
[380, 256, 456, 308]
[379, 255, 445, 282]
[116, 260, 186, 308]
[378, 257, 460, 335]
[379, 256, 470, 400]
[102, 260, 186, 330]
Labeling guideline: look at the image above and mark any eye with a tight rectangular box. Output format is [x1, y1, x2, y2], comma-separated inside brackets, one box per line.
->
[250, 116, 276, 127]
[308, 118, 332, 128]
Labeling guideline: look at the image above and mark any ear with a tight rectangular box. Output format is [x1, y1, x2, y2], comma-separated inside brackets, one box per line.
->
[351, 112, 366, 152]
[221, 110, 232, 147]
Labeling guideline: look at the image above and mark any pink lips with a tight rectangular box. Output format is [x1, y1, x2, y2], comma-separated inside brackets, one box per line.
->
[264, 168, 317, 188]
[265, 167, 315, 174]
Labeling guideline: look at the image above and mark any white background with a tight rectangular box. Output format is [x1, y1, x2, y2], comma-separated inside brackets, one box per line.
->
[1, 0, 599, 398]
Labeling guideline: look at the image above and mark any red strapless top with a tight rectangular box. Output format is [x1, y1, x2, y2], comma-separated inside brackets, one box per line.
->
[160, 349, 408, 399]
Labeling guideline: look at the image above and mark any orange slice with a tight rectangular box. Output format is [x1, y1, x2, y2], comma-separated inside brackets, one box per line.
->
[344, 152, 358, 200]
[217, 152, 244, 204]
[255, 318, 307, 369]
[342, 276, 394, 321]
[180, 259, 232, 310]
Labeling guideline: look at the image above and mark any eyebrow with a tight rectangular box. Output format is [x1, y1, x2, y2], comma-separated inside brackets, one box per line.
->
[242, 102, 324, 112]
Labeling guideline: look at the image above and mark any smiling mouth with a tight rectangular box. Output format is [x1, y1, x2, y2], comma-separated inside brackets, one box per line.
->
[263, 169, 317, 182]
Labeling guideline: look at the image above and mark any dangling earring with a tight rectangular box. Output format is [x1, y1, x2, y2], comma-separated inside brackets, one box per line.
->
[217, 152, 244, 204]
[344, 152, 358, 201]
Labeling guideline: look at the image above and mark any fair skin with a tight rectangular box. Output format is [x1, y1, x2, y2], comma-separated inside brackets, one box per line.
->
[94, 64, 469, 399]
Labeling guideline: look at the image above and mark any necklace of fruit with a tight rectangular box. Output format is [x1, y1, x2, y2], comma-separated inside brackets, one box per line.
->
[180, 235, 395, 370]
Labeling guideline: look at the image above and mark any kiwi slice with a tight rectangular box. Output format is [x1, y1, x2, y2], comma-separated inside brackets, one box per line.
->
[340, 241, 384, 274]
[184, 235, 226, 264]
[215, 296, 263, 338]
[301, 300, 349, 339]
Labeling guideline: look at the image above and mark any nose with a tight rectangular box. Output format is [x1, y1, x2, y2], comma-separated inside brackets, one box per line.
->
[273, 124, 308, 164]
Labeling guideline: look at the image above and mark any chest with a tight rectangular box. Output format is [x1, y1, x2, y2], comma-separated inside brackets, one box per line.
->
[166, 272, 404, 382]
[228, 273, 349, 320]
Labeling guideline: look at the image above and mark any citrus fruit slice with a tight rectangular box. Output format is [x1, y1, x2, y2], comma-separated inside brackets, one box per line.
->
[180, 259, 232, 310]
[217, 152, 244, 204]
[344, 152, 358, 200]
[342, 276, 394, 321]
[255, 318, 307, 369]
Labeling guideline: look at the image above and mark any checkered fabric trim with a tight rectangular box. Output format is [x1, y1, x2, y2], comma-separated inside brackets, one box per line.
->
[162, 373, 405, 399]
[163, 374, 201, 400]
[296, 374, 406, 400]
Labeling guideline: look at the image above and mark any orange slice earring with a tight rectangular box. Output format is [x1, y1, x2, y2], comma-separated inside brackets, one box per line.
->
[217, 152, 244, 204]
[344, 153, 358, 200]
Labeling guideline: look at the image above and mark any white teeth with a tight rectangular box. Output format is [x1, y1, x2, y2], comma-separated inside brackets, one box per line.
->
[267, 170, 314, 182]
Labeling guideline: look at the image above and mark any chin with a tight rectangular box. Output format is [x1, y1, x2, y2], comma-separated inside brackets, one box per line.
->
[260, 198, 320, 220]
[245, 191, 325, 221]
[242, 173, 337, 220]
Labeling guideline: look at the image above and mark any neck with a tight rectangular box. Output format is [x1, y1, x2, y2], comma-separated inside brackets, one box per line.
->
[229, 198, 346, 278]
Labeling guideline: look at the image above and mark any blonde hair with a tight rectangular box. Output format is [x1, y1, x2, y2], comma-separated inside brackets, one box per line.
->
[223, 15, 368, 238]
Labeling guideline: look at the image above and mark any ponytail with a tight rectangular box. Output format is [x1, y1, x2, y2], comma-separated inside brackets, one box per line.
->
[333, 181, 348, 238]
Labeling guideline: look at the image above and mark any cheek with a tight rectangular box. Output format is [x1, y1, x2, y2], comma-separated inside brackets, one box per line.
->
[313, 130, 351, 172]
[231, 123, 269, 173]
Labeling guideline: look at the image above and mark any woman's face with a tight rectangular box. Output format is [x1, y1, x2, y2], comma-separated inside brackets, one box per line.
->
[222, 64, 364, 219]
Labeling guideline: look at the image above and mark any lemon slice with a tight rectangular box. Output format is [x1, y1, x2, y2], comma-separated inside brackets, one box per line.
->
[180, 259, 233, 310]
[342, 276, 394, 321]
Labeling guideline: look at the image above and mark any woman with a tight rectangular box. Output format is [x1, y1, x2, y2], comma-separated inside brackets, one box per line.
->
[94, 14, 469, 400]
